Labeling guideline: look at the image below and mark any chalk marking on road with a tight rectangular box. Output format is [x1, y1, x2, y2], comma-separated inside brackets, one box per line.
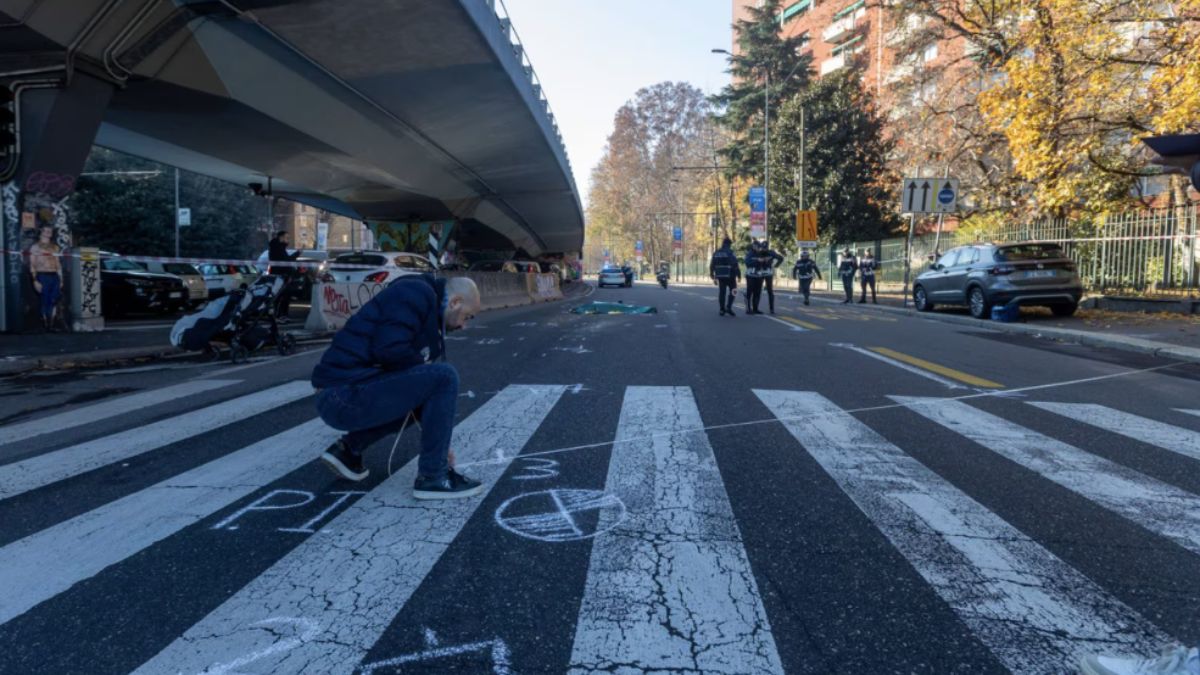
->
[476, 338, 504, 345]
[870, 347, 1003, 388]
[212, 489, 315, 530]
[495, 489, 625, 542]
[553, 344, 592, 354]
[569, 386, 784, 674]
[894, 396, 1200, 556]
[131, 385, 566, 675]
[1176, 409, 1200, 419]
[0, 419, 340, 626]
[278, 491, 367, 534]
[510, 457, 560, 481]
[0, 381, 315, 501]
[831, 342, 969, 390]
[358, 629, 513, 674]
[0, 379, 236, 447]
[455, 363, 1181, 472]
[1030, 403, 1200, 463]
[763, 314, 808, 332]
[196, 617, 320, 675]
[757, 390, 1167, 673]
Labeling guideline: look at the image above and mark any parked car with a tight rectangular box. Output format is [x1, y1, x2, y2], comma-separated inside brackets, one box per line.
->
[99, 254, 188, 316]
[597, 265, 626, 288]
[321, 251, 435, 285]
[137, 261, 207, 308]
[197, 263, 259, 299]
[913, 242, 1084, 318]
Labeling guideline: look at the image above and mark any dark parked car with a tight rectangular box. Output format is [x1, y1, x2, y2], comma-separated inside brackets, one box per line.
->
[913, 242, 1084, 318]
[100, 255, 188, 316]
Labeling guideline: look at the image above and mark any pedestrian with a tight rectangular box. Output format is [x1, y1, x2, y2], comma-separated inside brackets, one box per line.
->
[758, 241, 785, 314]
[28, 225, 63, 332]
[1079, 642, 1198, 674]
[743, 240, 766, 315]
[791, 249, 822, 306]
[311, 274, 485, 499]
[838, 248, 858, 304]
[858, 249, 878, 304]
[709, 237, 741, 317]
[268, 230, 303, 322]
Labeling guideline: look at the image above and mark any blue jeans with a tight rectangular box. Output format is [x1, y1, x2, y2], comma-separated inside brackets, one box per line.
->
[36, 273, 61, 320]
[315, 363, 459, 479]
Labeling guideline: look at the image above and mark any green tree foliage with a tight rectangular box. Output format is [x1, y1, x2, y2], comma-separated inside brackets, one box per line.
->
[70, 147, 264, 258]
[772, 70, 901, 246]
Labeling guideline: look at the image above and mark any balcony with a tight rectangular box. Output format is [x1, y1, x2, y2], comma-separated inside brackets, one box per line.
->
[886, 14, 927, 46]
[820, 53, 847, 76]
[823, 7, 865, 43]
[885, 62, 916, 84]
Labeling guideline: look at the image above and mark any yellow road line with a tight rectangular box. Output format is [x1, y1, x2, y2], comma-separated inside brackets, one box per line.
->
[869, 347, 1003, 389]
[779, 315, 822, 331]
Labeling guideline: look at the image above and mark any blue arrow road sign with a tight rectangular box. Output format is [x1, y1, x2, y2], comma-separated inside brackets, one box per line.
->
[749, 186, 766, 212]
[673, 228, 682, 241]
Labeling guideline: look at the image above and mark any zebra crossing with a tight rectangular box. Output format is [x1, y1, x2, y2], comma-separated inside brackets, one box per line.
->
[0, 379, 1197, 673]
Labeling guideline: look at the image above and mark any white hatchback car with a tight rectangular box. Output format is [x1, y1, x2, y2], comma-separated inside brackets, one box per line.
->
[322, 252, 436, 285]
[196, 263, 259, 299]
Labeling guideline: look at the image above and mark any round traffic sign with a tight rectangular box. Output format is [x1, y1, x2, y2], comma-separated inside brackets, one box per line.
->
[938, 186, 955, 205]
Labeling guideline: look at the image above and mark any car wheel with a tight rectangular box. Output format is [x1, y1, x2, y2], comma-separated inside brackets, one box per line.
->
[914, 285, 933, 312]
[968, 286, 991, 319]
[278, 333, 297, 356]
[230, 340, 249, 364]
[1051, 302, 1078, 317]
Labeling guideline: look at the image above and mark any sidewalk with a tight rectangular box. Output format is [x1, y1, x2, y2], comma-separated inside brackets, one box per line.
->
[804, 287, 1200, 364]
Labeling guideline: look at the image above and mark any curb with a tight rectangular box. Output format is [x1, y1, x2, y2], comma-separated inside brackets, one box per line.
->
[804, 294, 1200, 365]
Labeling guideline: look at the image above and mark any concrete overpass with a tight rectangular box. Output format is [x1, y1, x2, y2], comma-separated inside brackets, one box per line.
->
[0, 0, 583, 330]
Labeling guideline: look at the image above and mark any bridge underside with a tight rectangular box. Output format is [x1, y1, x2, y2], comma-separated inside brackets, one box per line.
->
[1, 0, 583, 256]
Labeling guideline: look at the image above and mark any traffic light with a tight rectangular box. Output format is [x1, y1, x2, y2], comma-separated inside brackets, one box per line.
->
[0, 86, 14, 156]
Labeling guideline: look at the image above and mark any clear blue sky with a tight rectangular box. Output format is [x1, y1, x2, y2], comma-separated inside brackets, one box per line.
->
[502, 0, 733, 203]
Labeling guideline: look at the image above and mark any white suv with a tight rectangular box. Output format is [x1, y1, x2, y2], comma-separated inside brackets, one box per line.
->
[322, 252, 436, 285]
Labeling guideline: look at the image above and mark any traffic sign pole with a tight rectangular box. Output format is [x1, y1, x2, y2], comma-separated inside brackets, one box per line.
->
[902, 213, 916, 308]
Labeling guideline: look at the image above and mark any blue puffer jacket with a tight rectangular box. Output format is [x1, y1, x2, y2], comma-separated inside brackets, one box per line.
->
[311, 274, 447, 388]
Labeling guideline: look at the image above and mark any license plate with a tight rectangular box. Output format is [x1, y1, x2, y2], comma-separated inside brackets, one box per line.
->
[1021, 270, 1056, 279]
[169, 291, 182, 298]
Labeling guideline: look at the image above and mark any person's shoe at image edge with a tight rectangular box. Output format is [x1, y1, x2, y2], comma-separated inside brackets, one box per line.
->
[320, 439, 369, 482]
[1080, 645, 1199, 675]
[413, 467, 484, 500]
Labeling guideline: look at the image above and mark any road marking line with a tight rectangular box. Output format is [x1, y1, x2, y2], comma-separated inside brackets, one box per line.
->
[0, 418, 341, 626]
[831, 343, 969, 390]
[755, 390, 1167, 673]
[763, 314, 809, 332]
[776, 314, 822, 330]
[132, 385, 566, 675]
[0, 379, 237, 447]
[1031, 403, 1200, 463]
[0, 381, 315, 501]
[1176, 409, 1200, 419]
[894, 396, 1200, 556]
[570, 387, 783, 673]
[869, 347, 1003, 389]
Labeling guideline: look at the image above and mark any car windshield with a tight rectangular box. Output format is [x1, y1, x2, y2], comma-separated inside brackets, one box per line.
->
[394, 255, 433, 270]
[995, 244, 1066, 261]
[162, 263, 199, 275]
[102, 258, 143, 271]
[334, 254, 387, 266]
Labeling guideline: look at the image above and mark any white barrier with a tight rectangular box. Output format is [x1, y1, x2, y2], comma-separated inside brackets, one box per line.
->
[304, 281, 385, 332]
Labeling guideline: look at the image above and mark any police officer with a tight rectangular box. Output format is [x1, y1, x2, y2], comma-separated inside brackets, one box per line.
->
[791, 249, 822, 306]
[858, 249, 879, 304]
[838, 248, 858, 304]
[743, 240, 766, 315]
[709, 237, 742, 316]
[757, 241, 785, 314]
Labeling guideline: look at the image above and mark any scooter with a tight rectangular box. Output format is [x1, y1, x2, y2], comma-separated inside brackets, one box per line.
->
[656, 273, 669, 289]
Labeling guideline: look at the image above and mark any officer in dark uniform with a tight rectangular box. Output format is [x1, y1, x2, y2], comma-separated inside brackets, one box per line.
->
[709, 237, 742, 316]
[791, 249, 822, 305]
[858, 249, 879, 304]
[838, 248, 858, 304]
[757, 241, 785, 314]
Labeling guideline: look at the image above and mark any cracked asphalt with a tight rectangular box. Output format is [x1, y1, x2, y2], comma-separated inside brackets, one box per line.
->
[0, 280, 1198, 674]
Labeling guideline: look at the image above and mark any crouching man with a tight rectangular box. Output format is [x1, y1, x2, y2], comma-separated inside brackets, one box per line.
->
[312, 274, 484, 500]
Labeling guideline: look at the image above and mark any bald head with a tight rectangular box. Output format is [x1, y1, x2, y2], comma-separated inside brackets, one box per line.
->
[444, 277, 482, 331]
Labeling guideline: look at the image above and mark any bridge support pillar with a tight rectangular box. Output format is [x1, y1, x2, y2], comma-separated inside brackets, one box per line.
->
[1, 73, 114, 333]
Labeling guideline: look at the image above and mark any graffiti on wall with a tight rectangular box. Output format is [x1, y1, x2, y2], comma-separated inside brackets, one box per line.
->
[79, 249, 101, 318]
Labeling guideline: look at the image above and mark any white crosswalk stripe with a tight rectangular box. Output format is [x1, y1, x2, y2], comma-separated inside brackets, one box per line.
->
[133, 384, 566, 675]
[1031, 402, 1200, 462]
[0, 379, 237, 447]
[0, 419, 341, 626]
[0, 381, 314, 501]
[1174, 409, 1200, 419]
[569, 386, 783, 674]
[755, 389, 1168, 674]
[894, 397, 1200, 556]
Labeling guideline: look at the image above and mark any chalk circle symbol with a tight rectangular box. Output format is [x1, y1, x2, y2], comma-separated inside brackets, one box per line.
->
[494, 489, 626, 542]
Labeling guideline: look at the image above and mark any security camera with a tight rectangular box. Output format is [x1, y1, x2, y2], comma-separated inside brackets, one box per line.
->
[248, 182, 264, 196]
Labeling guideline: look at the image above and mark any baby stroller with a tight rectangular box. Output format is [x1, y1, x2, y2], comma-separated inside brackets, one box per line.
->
[171, 275, 297, 363]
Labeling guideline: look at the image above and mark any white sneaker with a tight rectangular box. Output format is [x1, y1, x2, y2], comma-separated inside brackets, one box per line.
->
[1080, 646, 1200, 675]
